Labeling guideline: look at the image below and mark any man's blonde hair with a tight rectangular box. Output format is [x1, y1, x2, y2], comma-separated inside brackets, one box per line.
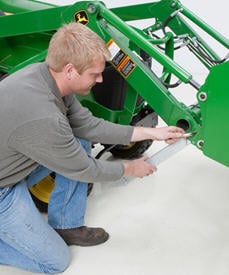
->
[46, 22, 111, 73]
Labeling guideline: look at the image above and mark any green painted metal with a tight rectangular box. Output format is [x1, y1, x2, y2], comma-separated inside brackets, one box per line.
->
[0, 0, 57, 13]
[197, 61, 229, 166]
[92, 2, 193, 83]
[0, 0, 229, 166]
[0, 6, 65, 38]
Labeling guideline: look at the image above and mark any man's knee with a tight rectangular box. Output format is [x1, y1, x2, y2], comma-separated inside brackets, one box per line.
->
[41, 245, 71, 274]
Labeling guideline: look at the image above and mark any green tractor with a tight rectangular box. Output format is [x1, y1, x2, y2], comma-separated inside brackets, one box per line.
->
[0, 0, 229, 211]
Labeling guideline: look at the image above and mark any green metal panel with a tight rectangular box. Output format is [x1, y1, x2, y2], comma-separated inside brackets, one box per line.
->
[0, 33, 51, 73]
[197, 61, 229, 166]
[0, 6, 66, 38]
[0, 0, 57, 13]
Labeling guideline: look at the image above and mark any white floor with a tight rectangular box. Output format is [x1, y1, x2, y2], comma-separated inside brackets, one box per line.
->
[2, 137, 229, 275]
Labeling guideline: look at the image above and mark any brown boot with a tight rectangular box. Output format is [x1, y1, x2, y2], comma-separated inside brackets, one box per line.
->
[55, 226, 109, 246]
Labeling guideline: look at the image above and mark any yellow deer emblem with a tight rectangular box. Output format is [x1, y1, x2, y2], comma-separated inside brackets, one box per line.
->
[74, 11, 89, 25]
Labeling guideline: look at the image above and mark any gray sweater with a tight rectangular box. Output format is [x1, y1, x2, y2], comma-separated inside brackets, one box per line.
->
[0, 62, 134, 188]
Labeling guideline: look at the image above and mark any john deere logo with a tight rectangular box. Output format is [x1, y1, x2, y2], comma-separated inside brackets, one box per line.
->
[74, 11, 89, 25]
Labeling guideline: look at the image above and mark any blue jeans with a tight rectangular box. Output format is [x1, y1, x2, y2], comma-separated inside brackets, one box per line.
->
[0, 138, 90, 273]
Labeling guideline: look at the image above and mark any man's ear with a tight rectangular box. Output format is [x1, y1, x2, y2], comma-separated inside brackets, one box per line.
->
[64, 63, 77, 80]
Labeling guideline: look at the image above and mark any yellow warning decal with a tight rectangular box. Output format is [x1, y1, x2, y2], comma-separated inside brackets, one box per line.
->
[118, 56, 136, 78]
[107, 39, 136, 78]
[74, 10, 89, 25]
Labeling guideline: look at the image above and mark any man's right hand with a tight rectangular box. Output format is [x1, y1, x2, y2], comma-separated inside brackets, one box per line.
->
[123, 157, 157, 178]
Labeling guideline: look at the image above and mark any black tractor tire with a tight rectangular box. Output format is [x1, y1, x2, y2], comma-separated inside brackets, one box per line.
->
[110, 106, 158, 159]
[110, 140, 153, 159]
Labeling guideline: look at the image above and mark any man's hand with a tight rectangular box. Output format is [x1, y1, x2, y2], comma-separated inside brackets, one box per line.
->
[131, 126, 185, 144]
[123, 125, 185, 178]
[149, 126, 185, 144]
[123, 157, 157, 178]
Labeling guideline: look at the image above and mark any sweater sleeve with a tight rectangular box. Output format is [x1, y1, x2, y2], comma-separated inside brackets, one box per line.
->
[65, 95, 134, 144]
[8, 117, 125, 183]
